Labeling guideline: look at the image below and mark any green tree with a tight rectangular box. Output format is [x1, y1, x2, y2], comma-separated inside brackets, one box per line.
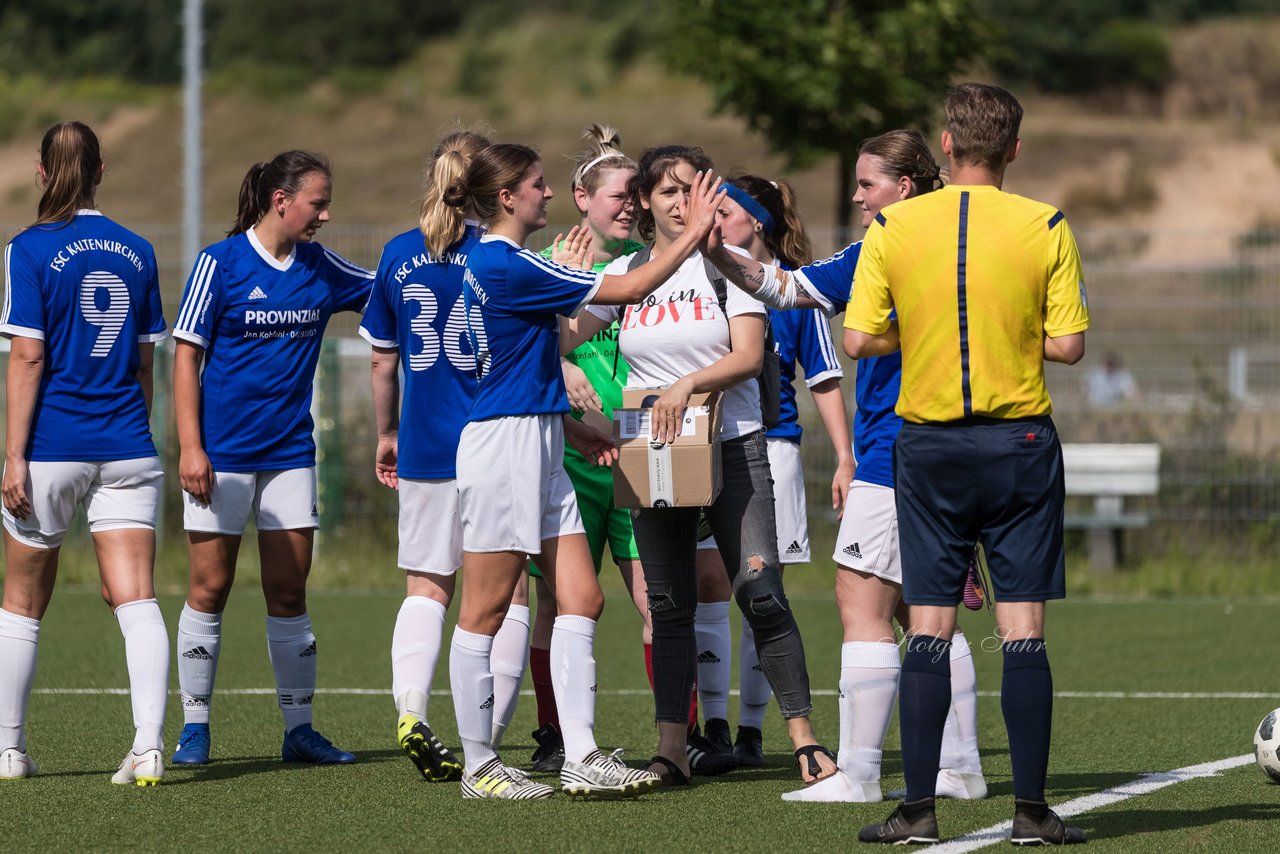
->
[0, 1, 182, 83]
[659, 0, 991, 241]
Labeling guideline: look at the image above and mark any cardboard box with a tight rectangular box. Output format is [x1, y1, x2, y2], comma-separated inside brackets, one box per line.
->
[613, 388, 723, 508]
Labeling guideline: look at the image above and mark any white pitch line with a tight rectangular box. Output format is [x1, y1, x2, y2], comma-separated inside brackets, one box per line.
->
[32, 688, 1280, 699]
[929, 754, 1256, 853]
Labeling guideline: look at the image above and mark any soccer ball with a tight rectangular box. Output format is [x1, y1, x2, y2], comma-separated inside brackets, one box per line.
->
[1254, 708, 1280, 783]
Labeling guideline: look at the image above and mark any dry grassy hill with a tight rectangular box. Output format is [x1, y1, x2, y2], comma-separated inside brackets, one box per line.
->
[1, 13, 1278, 265]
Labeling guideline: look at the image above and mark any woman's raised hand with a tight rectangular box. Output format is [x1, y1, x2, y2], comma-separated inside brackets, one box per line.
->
[680, 170, 726, 242]
[551, 225, 595, 270]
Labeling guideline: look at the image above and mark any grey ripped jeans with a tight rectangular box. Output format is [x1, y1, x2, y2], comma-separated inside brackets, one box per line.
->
[632, 430, 814, 723]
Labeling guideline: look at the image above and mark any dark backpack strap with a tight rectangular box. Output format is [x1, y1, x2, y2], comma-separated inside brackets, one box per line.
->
[611, 245, 653, 379]
[704, 256, 781, 427]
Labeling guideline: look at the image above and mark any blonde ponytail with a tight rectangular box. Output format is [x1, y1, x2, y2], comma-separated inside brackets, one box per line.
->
[420, 130, 490, 259]
[32, 121, 101, 227]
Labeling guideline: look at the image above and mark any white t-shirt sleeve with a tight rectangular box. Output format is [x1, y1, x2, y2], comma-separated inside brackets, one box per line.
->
[725, 281, 766, 319]
[585, 303, 619, 323]
[584, 254, 632, 323]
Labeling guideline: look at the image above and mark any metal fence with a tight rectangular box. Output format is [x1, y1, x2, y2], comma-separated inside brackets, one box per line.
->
[3, 223, 1279, 566]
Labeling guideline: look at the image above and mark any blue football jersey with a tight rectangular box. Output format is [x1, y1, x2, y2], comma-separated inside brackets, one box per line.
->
[462, 235, 602, 422]
[793, 241, 900, 488]
[360, 225, 483, 479]
[765, 306, 843, 444]
[1, 211, 166, 462]
[173, 228, 373, 472]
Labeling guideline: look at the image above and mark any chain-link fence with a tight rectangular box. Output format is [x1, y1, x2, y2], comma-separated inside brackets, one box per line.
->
[3, 222, 1279, 571]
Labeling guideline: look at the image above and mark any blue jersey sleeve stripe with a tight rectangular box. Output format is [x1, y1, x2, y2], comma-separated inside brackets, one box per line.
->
[2, 244, 11, 325]
[0, 324, 45, 340]
[875, 212, 888, 227]
[1048, 210, 1065, 229]
[138, 330, 169, 343]
[517, 250, 599, 284]
[357, 325, 398, 349]
[817, 315, 842, 373]
[565, 273, 605, 319]
[792, 269, 835, 315]
[803, 368, 842, 388]
[322, 247, 375, 279]
[172, 329, 209, 348]
[176, 253, 217, 332]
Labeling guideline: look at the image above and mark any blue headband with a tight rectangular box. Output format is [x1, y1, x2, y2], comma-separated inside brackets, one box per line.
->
[721, 182, 776, 236]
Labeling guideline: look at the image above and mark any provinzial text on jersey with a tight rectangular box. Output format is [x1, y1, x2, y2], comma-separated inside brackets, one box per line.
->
[244, 309, 322, 324]
[48, 239, 145, 273]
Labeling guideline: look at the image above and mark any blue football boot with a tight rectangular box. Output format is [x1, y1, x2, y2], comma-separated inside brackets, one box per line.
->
[171, 723, 211, 765]
[281, 724, 356, 764]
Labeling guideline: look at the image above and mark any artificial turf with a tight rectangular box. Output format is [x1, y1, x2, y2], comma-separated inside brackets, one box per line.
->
[5, 580, 1279, 852]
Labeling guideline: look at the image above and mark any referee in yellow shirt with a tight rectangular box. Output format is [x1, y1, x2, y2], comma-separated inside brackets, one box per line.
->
[848, 84, 1089, 846]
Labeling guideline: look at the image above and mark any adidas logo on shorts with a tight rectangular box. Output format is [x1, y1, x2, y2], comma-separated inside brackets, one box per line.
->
[299, 641, 317, 657]
[697, 650, 721, 664]
[249, 286, 269, 300]
[784, 540, 804, 556]
[183, 646, 213, 660]
[480, 694, 495, 710]
[843, 542, 863, 560]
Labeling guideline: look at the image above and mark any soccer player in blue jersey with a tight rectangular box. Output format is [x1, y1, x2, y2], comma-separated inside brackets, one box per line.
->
[1, 122, 170, 785]
[503, 125, 652, 772]
[700, 133, 986, 805]
[700, 175, 854, 768]
[170, 150, 373, 767]
[361, 130, 491, 783]
[442, 143, 724, 800]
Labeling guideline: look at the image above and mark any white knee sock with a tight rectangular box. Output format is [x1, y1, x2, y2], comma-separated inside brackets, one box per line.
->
[266, 614, 316, 733]
[115, 599, 169, 753]
[0, 609, 40, 752]
[694, 600, 731, 722]
[551, 614, 599, 764]
[391, 596, 447, 723]
[449, 627, 496, 773]
[489, 603, 530, 748]
[176, 604, 222, 726]
[737, 622, 772, 729]
[941, 631, 983, 775]
[838, 641, 901, 781]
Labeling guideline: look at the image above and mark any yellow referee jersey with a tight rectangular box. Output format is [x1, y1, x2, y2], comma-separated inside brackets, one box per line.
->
[846, 185, 1089, 423]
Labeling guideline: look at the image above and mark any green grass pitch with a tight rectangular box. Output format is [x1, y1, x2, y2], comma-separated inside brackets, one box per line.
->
[5, 578, 1279, 852]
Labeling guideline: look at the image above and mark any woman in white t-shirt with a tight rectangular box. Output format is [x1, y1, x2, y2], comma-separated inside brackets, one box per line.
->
[567, 145, 835, 789]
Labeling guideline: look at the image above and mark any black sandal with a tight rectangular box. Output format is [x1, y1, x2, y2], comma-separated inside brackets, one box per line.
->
[794, 744, 837, 786]
[647, 754, 691, 787]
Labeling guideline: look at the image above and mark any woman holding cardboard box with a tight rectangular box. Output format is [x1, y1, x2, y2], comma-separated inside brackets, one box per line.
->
[566, 145, 836, 789]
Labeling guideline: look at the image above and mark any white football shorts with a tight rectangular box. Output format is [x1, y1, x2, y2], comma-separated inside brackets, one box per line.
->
[456, 414, 585, 555]
[832, 480, 900, 584]
[183, 467, 319, 534]
[2, 456, 163, 549]
[767, 437, 811, 564]
[397, 477, 463, 575]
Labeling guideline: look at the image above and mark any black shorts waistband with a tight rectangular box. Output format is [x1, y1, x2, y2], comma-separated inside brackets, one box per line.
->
[902, 414, 1055, 430]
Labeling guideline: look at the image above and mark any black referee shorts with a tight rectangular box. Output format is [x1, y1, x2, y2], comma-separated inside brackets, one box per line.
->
[894, 415, 1066, 606]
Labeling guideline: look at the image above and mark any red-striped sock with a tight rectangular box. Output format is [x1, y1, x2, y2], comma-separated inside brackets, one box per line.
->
[529, 645, 558, 730]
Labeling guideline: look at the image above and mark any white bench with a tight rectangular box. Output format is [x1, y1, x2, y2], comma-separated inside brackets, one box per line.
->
[1062, 443, 1161, 570]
